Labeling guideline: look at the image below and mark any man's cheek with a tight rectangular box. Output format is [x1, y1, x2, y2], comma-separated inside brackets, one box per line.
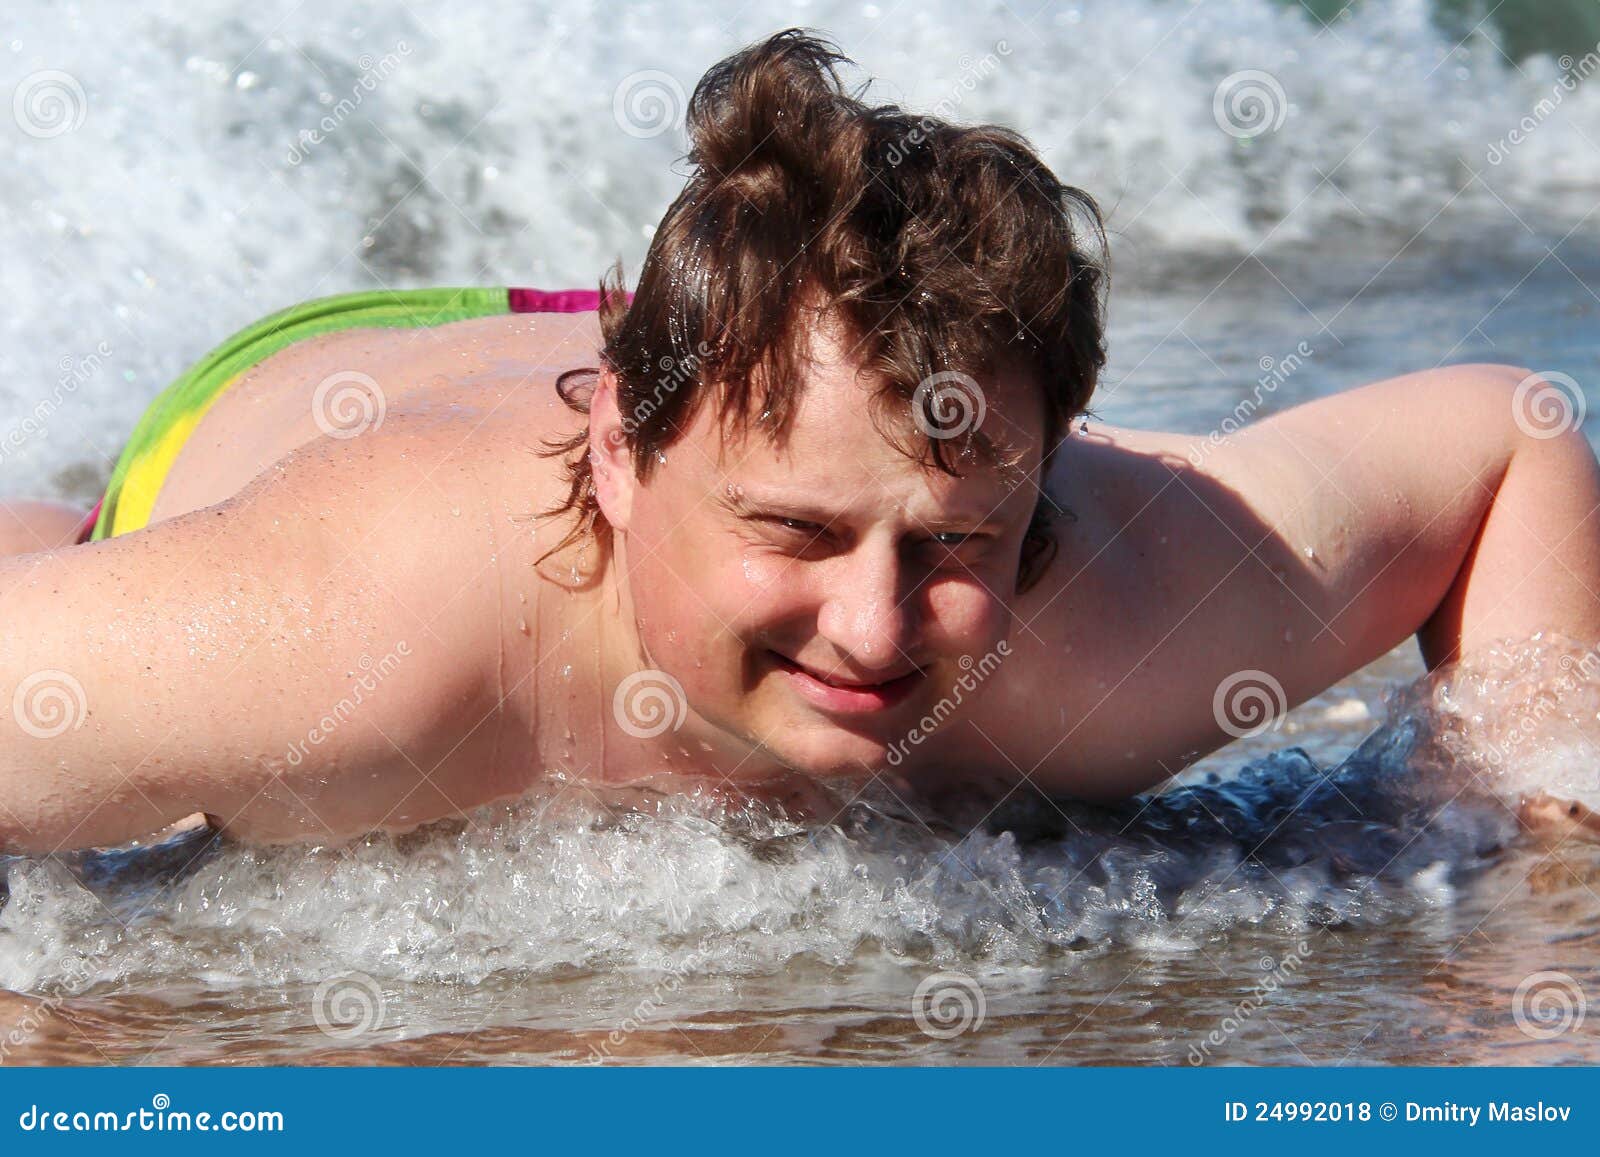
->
[733, 551, 791, 593]
[924, 578, 1009, 642]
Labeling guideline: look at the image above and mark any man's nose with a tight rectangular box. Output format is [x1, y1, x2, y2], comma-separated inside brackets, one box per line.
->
[815, 547, 917, 671]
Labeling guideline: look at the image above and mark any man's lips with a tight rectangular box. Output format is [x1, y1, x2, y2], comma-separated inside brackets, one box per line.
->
[770, 651, 924, 689]
[766, 651, 925, 714]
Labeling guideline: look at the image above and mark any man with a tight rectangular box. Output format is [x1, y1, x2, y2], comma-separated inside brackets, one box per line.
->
[2, 31, 1597, 855]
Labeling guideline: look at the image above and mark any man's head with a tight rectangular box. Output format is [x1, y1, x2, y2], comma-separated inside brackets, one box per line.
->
[550, 29, 1107, 776]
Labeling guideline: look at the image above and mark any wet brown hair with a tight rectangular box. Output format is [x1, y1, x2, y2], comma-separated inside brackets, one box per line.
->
[543, 28, 1108, 591]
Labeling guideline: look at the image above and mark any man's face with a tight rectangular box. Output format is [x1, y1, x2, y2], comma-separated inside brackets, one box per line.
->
[595, 316, 1047, 777]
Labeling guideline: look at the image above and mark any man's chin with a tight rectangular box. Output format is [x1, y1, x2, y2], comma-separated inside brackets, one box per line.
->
[750, 717, 899, 779]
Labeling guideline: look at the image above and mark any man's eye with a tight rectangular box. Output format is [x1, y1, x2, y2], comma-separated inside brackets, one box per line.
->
[774, 517, 823, 534]
[932, 532, 973, 547]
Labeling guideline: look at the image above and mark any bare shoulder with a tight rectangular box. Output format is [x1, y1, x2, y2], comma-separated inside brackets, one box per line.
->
[0, 405, 570, 853]
[952, 365, 1538, 799]
[947, 420, 1257, 796]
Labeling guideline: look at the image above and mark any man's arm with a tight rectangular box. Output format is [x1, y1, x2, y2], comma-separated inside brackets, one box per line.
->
[1242, 362, 1600, 666]
[0, 420, 517, 854]
[986, 362, 1600, 798]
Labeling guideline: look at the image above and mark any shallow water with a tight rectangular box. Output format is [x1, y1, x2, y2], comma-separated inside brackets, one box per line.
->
[4, 0, 1600, 1065]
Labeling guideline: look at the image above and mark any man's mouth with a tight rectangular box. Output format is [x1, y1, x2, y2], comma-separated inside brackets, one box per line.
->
[766, 651, 925, 714]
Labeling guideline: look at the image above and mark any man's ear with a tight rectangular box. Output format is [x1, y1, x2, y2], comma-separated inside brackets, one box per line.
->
[589, 368, 635, 530]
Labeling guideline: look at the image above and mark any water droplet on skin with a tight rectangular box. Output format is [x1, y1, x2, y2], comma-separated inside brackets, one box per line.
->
[517, 619, 529, 635]
[1303, 546, 1316, 561]
[1283, 629, 1294, 643]
[560, 664, 573, 678]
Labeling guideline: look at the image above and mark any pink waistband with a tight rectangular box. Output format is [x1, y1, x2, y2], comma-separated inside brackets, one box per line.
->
[74, 498, 102, 545]
[509, 287, 631, 313]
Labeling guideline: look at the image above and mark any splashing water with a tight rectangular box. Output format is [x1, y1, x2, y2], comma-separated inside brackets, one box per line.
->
[4, 633, 1597, 1002]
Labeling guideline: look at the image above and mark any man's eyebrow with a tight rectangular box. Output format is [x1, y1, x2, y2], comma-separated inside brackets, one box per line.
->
[717, 487, 838, 524]
[716, 483, 1004, 528]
